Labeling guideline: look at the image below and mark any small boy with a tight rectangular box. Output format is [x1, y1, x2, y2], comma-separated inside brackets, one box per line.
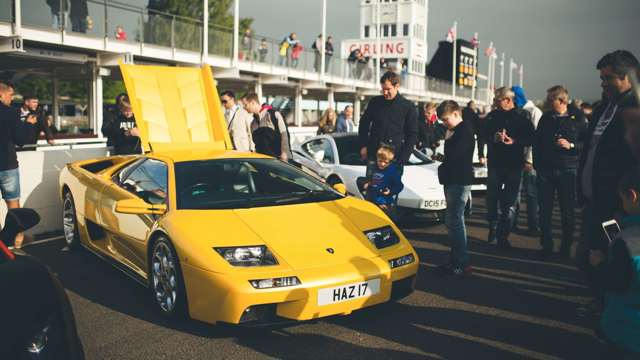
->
[590, 166, 640, 357]
[363, 145, 404, 215]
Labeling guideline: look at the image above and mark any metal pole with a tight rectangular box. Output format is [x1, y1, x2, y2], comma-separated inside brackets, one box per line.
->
[451, 21, 457, 97]
[320, 0, 327, 78]
[202, 0, 208, 62]
[520, 64, 524, 87]
[375, 0, 381, 84]
[471, 33, 478, 101]
[13, 0, 22, 34]
[508, 58, 513, 87]
[232, 0, 239, 66]
[499, 52, 505, 87]
[485, 41, 492, 104]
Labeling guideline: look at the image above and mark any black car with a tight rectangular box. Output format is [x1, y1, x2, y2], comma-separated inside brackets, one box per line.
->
[0, 209, 84, 360]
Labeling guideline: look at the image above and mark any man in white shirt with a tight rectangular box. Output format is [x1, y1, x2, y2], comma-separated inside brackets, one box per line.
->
[220, 90, 254, 152]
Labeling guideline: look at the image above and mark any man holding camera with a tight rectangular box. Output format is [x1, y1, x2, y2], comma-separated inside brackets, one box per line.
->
[533, 85, 586, 258]
[484, 87, 535, 249]
[19, 95, 54, 145]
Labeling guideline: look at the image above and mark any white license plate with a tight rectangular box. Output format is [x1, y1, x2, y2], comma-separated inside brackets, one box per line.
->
[317, 278, 381, 306]
[423, 199, 446, 209]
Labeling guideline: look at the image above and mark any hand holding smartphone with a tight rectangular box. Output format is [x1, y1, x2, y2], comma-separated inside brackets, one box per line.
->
[602, 219, 621, 244]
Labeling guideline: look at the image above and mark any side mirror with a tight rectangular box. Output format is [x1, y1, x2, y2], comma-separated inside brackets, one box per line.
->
[332, 183, 347, 195]
[116, 198, 167, 215]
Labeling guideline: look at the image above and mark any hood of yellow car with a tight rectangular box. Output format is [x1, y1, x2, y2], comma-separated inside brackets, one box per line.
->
[119, 63, 232, 153]
[233, 200, 380, 270]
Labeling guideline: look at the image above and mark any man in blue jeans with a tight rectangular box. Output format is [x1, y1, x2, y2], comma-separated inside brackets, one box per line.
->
[533, 85, 586, 258]
[483, 87, 535, 249]
[435, 100, 475, 275]
[0, 81, 38, 249]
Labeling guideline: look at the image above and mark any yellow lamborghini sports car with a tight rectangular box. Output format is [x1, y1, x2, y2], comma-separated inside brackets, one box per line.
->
[58, 64, 419, 325]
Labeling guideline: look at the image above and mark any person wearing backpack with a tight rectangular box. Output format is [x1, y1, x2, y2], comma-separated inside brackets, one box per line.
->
[242, 93, 291, 162]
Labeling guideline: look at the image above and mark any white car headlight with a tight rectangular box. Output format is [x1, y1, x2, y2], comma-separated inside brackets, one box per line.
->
[214, 246, 278, 267]
[364, 226, 400, 249]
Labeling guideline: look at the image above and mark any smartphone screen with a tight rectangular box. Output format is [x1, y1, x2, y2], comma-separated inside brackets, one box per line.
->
[602, 220, 621, 244]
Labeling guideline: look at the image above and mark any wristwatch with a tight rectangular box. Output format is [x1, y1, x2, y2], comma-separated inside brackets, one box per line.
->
[569, 142, 575, 149]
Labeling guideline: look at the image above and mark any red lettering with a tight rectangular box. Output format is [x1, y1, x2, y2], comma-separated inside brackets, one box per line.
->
[385, 43, 394, 55]
[396, 43, 404, 55]
[363, 44, 371, 56]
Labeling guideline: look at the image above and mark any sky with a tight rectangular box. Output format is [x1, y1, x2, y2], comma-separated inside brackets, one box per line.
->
[239, 0, 640, 102]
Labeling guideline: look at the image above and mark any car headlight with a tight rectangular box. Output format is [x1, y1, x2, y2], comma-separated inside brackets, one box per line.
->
[214, 246, 278, 267]
[364, 226, 400, 249]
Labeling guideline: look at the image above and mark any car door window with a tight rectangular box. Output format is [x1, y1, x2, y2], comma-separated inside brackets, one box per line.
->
[120, 159, 168, 205]
[302, 139, 335, 164]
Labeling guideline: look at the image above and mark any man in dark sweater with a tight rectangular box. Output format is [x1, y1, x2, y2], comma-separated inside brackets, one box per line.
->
[577, 50, 639, 316]
[436, 101, 475, 276]
[101, 96, 141, 155]
[358, 71, 418, 174]
[484, 87, 535, 248]
[533, 85, 587, 258]
[0, 82, 37, 210]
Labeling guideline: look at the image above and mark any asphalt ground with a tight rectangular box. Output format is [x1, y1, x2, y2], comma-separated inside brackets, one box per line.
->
[24, 197, 605, 360]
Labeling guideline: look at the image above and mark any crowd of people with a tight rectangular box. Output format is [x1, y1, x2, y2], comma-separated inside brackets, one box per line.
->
[1, 45, 639, 356]
[355, 50, 640, 357]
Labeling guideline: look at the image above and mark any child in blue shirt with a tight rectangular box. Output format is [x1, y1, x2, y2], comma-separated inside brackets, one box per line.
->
[363, 145, 404, 214]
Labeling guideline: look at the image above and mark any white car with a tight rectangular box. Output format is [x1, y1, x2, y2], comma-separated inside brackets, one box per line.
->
[292, 133, 451, 217]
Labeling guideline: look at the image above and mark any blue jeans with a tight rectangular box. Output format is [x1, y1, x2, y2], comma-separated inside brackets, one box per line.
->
[0, 168, 21, 201]
[445, 185, 472, 267]
[538, 169, 576, 252]
[486, 167, 523, 242]
[516, 169, 539, 230]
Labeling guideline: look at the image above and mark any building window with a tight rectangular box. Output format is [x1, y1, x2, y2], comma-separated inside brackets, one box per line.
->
[364, 25, 370, 38]
[391, 24, 397, 37]
[383, 24, 389, 37]
[403, 24, 409, 36]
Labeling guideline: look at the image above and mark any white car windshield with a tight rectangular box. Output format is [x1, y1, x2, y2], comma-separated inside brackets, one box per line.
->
[333, 135, 433, 166]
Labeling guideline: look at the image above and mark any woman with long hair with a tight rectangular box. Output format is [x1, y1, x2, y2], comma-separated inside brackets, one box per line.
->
[317, 108, 337, 135]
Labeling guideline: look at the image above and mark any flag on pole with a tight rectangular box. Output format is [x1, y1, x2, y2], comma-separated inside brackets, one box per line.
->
[510, 59, 519, 70]
[471, 32, 479, 48]
[484, 43, 495, 57]
[446, 25, 456, 43]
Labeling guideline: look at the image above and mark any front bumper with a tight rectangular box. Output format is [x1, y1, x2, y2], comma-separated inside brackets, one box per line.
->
[181, 254, 418, 325]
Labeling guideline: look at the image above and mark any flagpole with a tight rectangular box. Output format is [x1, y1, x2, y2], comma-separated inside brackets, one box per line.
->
[375, 0, 381, 85]
[519, 64, 524, 87]
[451, 21, 457, 98]
[499, 53, 505, 87]
[486, 41, 493, 104]
[509, 58, 514, 87]
[471, 32, 478, 101]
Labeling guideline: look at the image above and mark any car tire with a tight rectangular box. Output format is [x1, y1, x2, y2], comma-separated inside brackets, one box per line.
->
[149, 236, 187, 319]
[62, 190, 81, 250]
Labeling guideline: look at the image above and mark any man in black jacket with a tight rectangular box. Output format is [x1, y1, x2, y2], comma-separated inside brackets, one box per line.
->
[484, 87, 535, 248]
[417, 101, 445, 153]
[462, 100, 486, 164]
[436, 100, 475, 276]
[0, 82, 37, 210]
[19, 94, 54, 145]
[577, 50, 639, 314]
[533, 85, 587, 258]
[358, 71, 418, 175]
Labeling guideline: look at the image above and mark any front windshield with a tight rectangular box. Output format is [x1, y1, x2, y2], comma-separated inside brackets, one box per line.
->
[334, 135, 433, 166]
[175, 158, 341, 210]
